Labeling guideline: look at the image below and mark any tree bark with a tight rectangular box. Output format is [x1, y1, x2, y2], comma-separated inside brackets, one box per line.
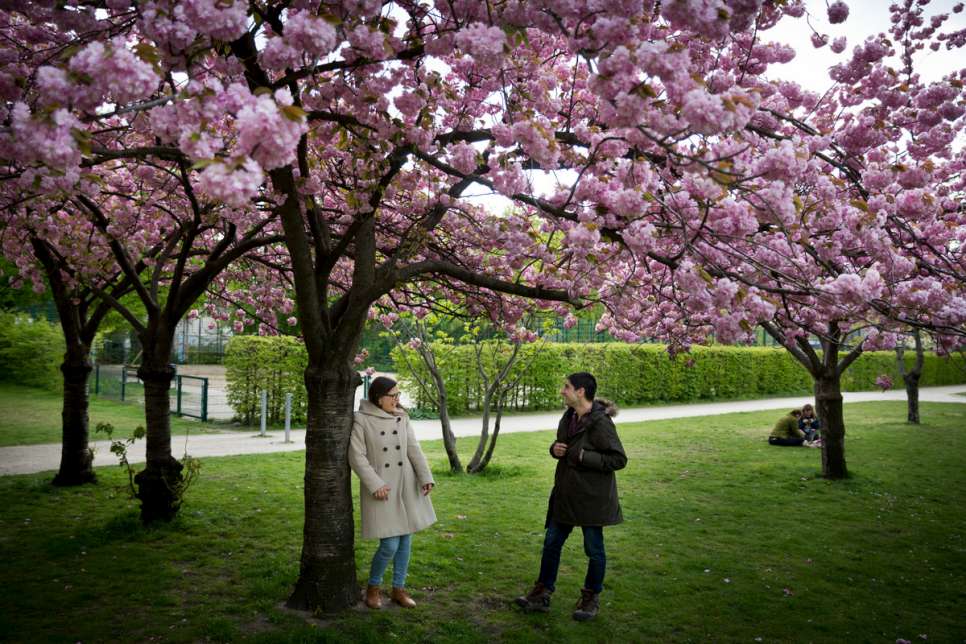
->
[466, 388, 492, 473]
[134, 357, 183, 523]
[904, 376, 920, 424]
[52, 349, 96, 486]
[475, 393, 505, 473]
[814, 369, 848, 479]
[897, 330, 924, 424]
[435, 380, 461, 473]
[286, 364, 360, 613]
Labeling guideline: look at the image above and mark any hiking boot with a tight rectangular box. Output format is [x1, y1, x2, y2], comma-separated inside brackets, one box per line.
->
[514, 581, 552, 612]
[572, 588, 600, 621]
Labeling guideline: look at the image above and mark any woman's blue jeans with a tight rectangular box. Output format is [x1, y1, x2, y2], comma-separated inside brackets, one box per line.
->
[538, 519, 606, 593]
[368, 533, 412, 588]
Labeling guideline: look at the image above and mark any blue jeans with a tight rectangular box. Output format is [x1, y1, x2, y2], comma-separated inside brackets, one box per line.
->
[537, 519, 606, 593]
[368, 534, 412, 588]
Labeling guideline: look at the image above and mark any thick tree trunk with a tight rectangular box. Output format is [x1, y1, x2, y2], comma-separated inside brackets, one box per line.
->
[815, 371, 848, 479]
[904, 374, 921, 424]
[286, 364, 360, 613]
[52, 349, 96, 487]
[134, 359, 183, 523]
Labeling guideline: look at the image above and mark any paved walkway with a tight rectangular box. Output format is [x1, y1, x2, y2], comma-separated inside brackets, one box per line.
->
[2, 385, 964, 476]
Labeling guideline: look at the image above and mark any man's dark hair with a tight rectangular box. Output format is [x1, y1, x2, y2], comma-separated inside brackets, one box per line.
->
[368, 376, 398, 403]
[567, 372, 597, 402]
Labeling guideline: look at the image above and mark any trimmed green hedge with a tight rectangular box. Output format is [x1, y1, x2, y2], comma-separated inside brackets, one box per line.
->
[223, 336, 308, 425]
[392, 342, 966, 414]
[0, 311, 65, 392]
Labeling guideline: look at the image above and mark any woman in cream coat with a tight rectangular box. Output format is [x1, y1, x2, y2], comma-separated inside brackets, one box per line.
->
[349, 376, 436, 609]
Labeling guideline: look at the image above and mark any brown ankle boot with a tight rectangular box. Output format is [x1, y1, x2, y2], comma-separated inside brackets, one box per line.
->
[391, 587, 416, 608]
[572, 588, 600, 621]
[514, 581, 552, 612]
[365, 584, 382, 609]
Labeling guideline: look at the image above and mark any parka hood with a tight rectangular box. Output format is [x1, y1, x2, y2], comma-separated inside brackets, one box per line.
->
[593, 398, 619, 418]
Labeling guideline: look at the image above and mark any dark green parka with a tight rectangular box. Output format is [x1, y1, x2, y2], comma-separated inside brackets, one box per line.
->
[547, 399, 627, 527]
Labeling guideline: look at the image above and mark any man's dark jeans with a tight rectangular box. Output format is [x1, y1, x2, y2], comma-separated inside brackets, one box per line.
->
[537, 518, 606, 593]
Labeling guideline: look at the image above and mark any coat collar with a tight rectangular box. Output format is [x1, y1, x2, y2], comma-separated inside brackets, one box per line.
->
[564, 400, 610, 425]
[359, 398, 407, 419]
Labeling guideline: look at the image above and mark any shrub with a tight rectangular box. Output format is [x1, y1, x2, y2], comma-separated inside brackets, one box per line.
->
[223, 336, 307, 425]
[393, 342, 966, 414]
[0, 311, 65, 391]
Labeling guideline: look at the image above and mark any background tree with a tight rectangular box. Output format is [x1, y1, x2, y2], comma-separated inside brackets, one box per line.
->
[896, 329, 925, 424]
[387, 313, 545, 474]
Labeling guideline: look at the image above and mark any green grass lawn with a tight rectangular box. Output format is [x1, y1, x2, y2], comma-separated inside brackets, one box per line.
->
[0, 384, 230, 446]
[1, 401, 964, 643]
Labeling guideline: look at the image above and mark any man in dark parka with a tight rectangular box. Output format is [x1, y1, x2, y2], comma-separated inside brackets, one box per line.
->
[515, 372, 627, 621]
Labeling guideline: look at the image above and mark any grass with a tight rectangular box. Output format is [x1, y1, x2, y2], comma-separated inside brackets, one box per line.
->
[0, 384, 231, 446]
[1, 401, 965, 643]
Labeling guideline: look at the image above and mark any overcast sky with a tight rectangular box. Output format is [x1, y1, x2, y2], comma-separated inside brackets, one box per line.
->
[766, 0, 966, 89]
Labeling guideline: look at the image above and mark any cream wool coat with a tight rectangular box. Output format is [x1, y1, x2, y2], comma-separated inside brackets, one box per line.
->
[349, 399, 436, 540]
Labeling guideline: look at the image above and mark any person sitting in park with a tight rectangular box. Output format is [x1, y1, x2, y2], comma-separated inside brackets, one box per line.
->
[798, 404, 822, 443]
[768, 409, 806, 446]
[348, 376, 436, 610]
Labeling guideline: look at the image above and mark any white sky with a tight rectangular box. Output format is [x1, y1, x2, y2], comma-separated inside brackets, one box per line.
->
[767, 0, 966, 87]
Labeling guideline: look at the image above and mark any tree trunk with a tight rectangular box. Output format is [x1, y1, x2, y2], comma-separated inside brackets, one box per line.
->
[814, 371, 848, 479]
[286, 364, 360, 613]
[134, 359, 183, 523]
[897, 330, 924, 424]
[437, 386, 461, 473]
[904, 373, 921, 424]
[466, 389, 492, 473]
[475, 394, 505, 473]
[52, 349, 96, 486]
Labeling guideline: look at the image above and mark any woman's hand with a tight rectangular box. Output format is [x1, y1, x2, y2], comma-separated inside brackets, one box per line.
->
[373, 485, 390, 500]
[421, 483, 434, 496]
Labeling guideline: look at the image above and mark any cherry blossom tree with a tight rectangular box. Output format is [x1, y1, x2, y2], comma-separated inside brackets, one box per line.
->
[2, 228, 137, 486]
[4, 0, 962, 614]
[588, 0, 966, 479]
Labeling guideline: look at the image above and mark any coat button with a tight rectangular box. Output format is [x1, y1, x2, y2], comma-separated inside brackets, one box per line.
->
[385, 463, 390, 468]
[396, 445, 400, 450]
[396, 417, 401, 422]
[392, 430, 398, 435]
[380, 431, 385, 436]
[398, 461, 403, 466]
[383, 447, 388, 451]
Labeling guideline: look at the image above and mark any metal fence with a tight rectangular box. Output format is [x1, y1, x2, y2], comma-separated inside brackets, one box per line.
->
[92, 365, 209, 422]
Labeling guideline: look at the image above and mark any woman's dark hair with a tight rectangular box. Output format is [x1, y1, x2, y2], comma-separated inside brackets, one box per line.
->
[566, 372, 597, 401]
[801, 404, 815, 416]
[367, 376, 398, 403]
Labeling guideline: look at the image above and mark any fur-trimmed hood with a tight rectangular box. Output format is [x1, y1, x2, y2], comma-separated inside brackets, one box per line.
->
[594, 398, 619, 418]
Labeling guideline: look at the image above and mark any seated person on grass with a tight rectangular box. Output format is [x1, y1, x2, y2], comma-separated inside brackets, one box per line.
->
[768, 409, 805, 446]
[798, 404, 822, 442]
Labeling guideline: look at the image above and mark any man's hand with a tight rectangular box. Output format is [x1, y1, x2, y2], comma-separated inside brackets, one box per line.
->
[552, 441, 568, 458]
[373, 485, 390, 500]
[421, 483, 434, 496]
